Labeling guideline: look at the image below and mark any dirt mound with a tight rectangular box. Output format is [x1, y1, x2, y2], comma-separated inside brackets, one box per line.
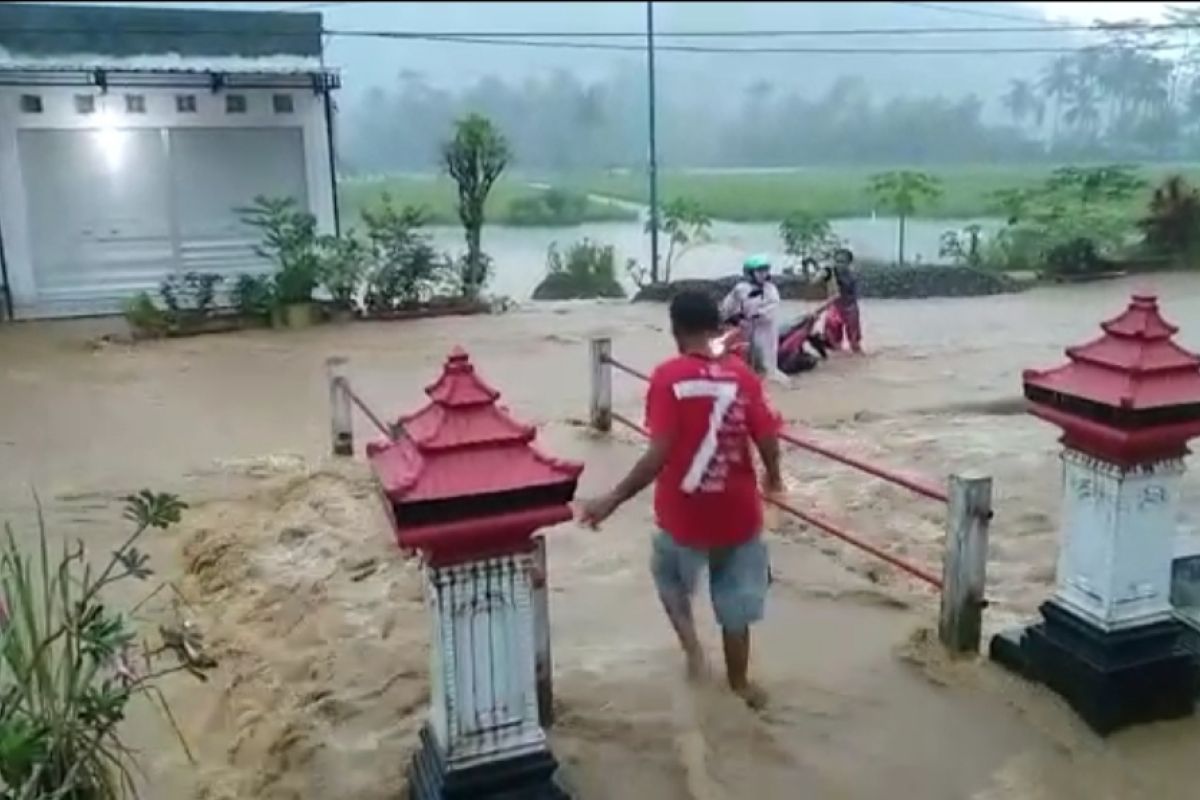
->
[175, 461, 429, 800]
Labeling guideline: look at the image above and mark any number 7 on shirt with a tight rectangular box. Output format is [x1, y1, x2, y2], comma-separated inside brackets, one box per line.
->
[674, 379, 738, 493]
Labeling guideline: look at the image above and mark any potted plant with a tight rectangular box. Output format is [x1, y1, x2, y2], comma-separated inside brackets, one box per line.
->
[276, 252, 320, 328]
[238, 195, 321, 329]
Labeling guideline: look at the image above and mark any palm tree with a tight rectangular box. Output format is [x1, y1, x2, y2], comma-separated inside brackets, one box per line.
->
[1003, 79, 1038, 129]
[1040, 56, 1075, 145]
[1066, 83, 1102, 139]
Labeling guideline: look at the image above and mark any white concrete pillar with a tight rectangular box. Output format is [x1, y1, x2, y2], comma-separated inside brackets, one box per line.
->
[425, 552, 547, 770]
[1053, 449, 1182, 631]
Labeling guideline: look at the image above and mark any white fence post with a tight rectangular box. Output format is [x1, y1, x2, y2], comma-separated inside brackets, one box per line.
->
[939, 472, 993, 654]
[590, 337, 612, 433]
[326, 356, 353, 457]
[531, 536, 554, 727]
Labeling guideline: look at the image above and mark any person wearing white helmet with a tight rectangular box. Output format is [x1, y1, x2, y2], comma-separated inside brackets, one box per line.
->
[720, 253, 783, 381]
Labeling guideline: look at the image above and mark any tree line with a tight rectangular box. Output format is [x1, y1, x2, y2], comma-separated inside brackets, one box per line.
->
[1001, 10, 1200, 161]
[343, 16, 1200, 174]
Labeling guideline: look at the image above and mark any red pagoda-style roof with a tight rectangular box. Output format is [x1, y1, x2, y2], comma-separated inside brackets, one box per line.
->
[367, 348, 582, 562]
[1023, 294, 1200, 464]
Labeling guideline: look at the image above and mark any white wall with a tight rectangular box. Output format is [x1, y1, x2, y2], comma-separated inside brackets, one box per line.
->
[0, 75, 336, 318]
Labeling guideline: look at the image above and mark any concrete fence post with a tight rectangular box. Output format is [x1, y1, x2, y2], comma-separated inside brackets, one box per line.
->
[590, 337, 612, 433]
[531, 536, 553, 727]
[326, 356, 353, 457]
[939, 472, 993, 654]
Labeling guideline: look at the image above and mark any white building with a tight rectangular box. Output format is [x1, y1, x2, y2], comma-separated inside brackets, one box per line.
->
[0, 3, 338, 319]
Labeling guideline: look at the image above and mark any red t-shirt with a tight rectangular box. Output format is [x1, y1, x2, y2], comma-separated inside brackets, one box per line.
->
[645, 352, 782, 548]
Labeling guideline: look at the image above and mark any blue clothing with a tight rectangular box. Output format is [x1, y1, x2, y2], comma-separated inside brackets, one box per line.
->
[650, 530, 769, 631]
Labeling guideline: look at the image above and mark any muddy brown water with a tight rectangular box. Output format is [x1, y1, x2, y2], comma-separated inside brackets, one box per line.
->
[2, 273, 1200, 799]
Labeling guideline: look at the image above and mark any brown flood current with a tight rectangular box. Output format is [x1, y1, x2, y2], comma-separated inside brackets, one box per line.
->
[3, 274, 1200, 799]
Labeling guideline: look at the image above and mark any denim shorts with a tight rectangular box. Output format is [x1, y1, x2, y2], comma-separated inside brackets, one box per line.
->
[650, 531, 769, 631]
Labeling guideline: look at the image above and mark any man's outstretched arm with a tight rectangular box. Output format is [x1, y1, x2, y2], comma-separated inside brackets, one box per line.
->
[756, 434, 784, 495]
[578, 437, 670, 528]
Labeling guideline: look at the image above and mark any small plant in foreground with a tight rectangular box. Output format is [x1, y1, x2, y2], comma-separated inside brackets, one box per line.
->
[122, 293, 169, 338]
[231, 274, 275, 320]
[0, 491, 214, 799]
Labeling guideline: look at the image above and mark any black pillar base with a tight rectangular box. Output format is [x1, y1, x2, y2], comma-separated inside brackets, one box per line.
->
[990, 600, 1198, 736]
[408, 724, 570, 800]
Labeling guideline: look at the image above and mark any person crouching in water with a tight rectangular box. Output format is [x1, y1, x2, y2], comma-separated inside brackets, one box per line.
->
[721, 254, 784, 381]
[819, 247, 863, 354]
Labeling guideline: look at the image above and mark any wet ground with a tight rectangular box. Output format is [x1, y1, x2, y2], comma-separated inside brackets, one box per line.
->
[2, 273, 1200, 798]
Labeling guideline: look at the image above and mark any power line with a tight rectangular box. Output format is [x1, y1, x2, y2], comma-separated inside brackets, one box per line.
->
[890, 1, 1068, 27]
[321, 21, 1200, 39]
[324, 30, 1190, 56]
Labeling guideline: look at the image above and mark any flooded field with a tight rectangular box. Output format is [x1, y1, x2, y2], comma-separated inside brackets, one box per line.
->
[2, 273, 1200, 798]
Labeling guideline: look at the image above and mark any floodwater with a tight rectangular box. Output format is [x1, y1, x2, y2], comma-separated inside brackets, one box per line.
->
[2, 273, 1199, 799]
[426, 216, 998, 299]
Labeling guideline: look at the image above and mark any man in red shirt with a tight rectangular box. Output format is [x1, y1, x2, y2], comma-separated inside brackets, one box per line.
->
[580, 290, 784, 707]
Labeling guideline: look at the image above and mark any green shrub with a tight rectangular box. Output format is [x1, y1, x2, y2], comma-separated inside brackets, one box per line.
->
[123, 292, 170, 337]
[986, 165, 1140, 277]
[506, 188, 590, 226]
[0, 491, 213, 798]
[231, 274, 275, 319]
[532, 239, 626, 300]
[318, 232, 368, 311]
[159, 272, 224, 319]
[362, 197, 452, 311]
[1139, 175, 1200, 269]
[238, 196, 321, 305]
[780, 210, 843, 271]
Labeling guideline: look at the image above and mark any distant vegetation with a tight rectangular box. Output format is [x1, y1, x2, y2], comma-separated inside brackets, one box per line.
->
[532, 239, 626, 300]
[571, 163, 1200, 223]
[339, 177, 635, 227]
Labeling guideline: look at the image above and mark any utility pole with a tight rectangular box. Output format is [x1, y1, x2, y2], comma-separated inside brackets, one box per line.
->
[646, 0, 661, 284]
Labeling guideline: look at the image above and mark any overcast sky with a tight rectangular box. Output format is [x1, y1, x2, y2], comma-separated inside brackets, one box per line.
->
[1032, 2, 1177, 22]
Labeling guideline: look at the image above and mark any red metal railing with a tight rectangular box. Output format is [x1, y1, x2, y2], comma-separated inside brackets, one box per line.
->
[602, 353, 945, 590]
[336, 377, 399, 441]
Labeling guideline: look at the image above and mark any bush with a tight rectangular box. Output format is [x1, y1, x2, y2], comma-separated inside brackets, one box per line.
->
[123, 292, 170, 337]
[780, 210, 843, 271]
[238, 196, 321, 305]
[0, 491, 214, 798]
[986, 165, 1140, 278]
[1139, 175, 1200, 269]
[159, 272, 224, 318]
[532, 240, 626, 300]
[231, 273, 275, 319]
[362, 197, 452, 311]
[506, 188, 591, 226]
[318, 233, 368, 311]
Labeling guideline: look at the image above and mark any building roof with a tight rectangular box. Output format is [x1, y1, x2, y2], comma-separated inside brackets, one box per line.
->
[0, 3, 323, 72]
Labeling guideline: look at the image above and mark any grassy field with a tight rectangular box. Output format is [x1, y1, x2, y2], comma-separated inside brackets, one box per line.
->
[338, 175, 636, 227]
[572, 163, 1200, 222]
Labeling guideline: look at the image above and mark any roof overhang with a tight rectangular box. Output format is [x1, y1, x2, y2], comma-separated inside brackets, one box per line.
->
[0, 64, 339, 91]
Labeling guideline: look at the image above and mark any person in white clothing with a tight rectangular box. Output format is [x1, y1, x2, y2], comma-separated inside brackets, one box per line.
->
[720, 254, 783, 381]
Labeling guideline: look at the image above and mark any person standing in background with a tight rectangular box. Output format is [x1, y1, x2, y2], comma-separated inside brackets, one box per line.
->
[721, 254, 784, 381]
[819, 248, 863, 354]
